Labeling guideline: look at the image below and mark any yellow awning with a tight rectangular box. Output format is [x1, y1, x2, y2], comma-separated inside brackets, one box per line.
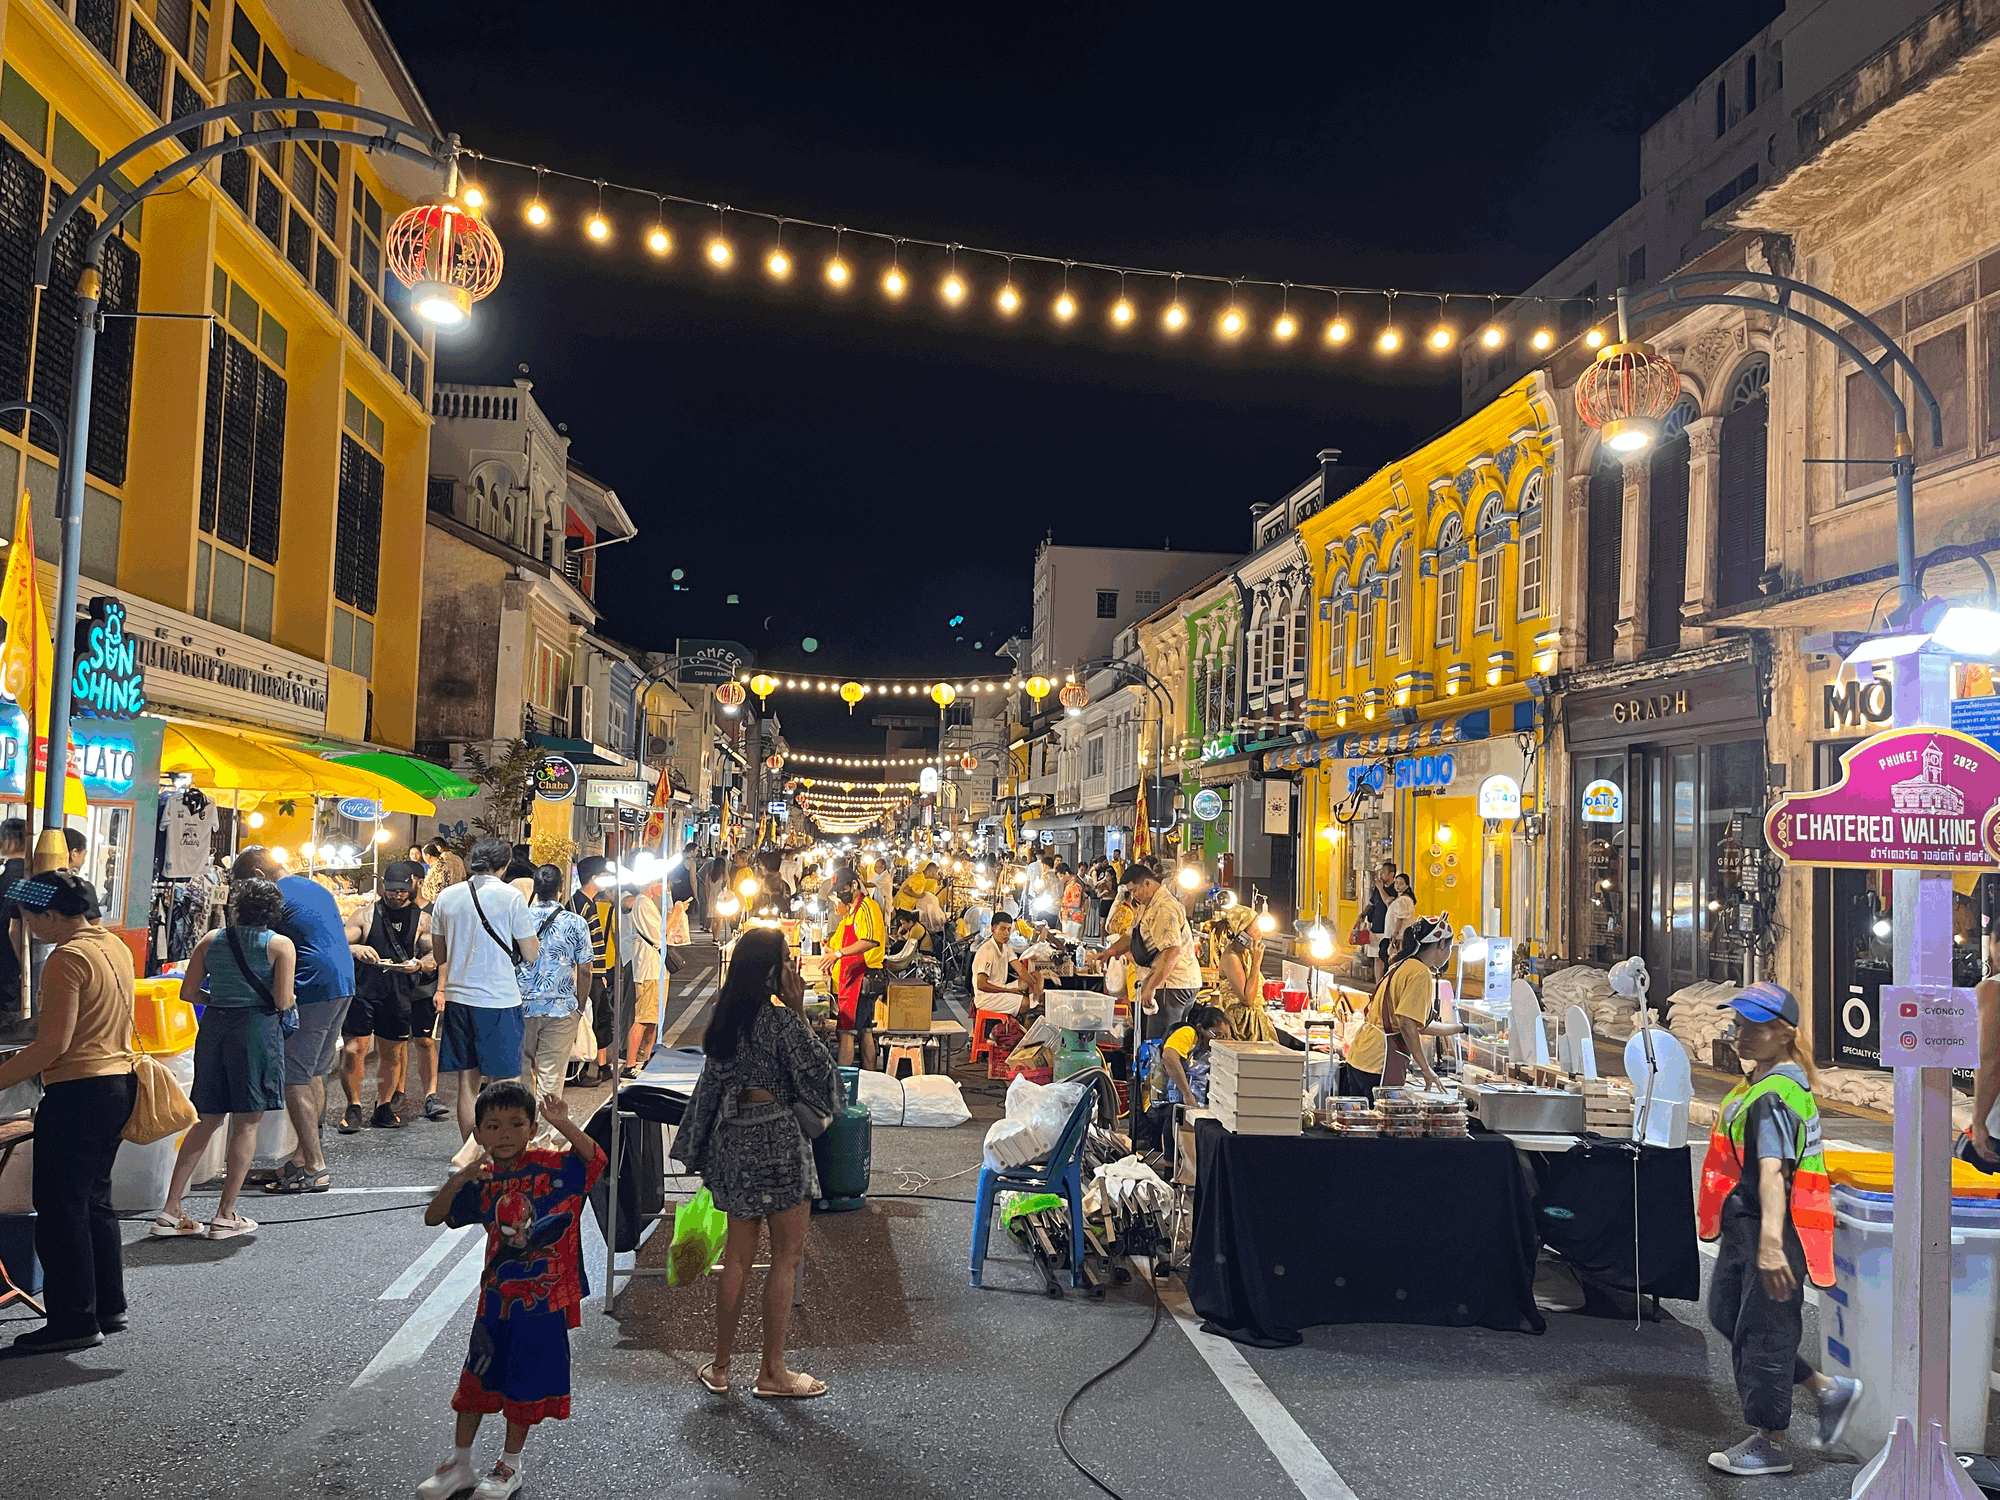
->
[160, 724, 434, 815]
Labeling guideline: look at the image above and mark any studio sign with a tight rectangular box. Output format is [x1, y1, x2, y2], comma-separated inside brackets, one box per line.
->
[72, 597, 144, 719]
[1611, 690, 1689, 724]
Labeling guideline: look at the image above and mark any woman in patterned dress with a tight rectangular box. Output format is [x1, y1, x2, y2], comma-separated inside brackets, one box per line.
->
[671, 927, 839, 1398]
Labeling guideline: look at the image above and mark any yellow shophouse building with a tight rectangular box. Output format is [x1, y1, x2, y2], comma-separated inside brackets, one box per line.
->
[1273, 375, 1563, 962]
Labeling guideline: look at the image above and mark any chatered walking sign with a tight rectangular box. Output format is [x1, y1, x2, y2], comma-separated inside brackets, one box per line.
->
[1765, 727, 2000, 869]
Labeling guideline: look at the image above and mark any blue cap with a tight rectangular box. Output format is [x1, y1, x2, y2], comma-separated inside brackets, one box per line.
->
[1721, 981, 1799, 1026]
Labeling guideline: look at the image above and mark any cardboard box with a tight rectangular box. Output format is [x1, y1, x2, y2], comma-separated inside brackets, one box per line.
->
[1209, 1083, 1303, 1119]
[883, 983, 934, 1033]
[1214, 1104, 1301, 1136]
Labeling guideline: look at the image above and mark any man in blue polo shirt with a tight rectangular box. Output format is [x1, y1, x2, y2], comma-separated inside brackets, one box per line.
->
[231, 848, 355, 1193]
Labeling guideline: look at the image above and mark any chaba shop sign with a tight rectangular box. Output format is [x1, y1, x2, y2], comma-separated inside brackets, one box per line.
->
[1765, 727, 2000, 869]
[71, 597, 144, 719]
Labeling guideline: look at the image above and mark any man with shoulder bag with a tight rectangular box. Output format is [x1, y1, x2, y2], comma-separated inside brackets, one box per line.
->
[427, 838, 540, 1140]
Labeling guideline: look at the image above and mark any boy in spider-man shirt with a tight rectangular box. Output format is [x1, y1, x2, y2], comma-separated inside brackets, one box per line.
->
[416, 1082, 603, 1500]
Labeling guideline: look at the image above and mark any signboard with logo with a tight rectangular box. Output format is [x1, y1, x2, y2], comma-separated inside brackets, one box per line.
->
[1765, 728, 2000, 869]
[1477, 774, 1521, 820]
[1262, 777, 1292, 835]
[72, 597, 144, 719]
[1880, 984, 1979, 1070]
[583, 778, 646, 808]
[919, 766, 940, 795]
[1581, 778, 1624, 823]
[675, 639, 753, 685]
[1347, 752, 1456, 797]
[336, 796, 385, 821]
[1192, 786, 1226, 823]
[533, 754, 578, 802]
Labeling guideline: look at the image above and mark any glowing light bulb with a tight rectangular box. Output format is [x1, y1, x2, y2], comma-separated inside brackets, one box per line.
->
[1178, 864, 1202, 891]
[1308, 925, 1333, 961]
[1274, 313, 1297, 340]
[707, 237, 732, 266]
[1256, 910, 1277, 934]
[1481, 325, 1503, 348]
[1055, 292, 1076, 320]
[767, 248, 790, 277]
[586, 214, 609, 241]
[373, 828, 392, 844]
[300, 842, 317, 860]
[1531, 328, 1553, 351]
[826, 256, 850, 286]
[1220, 308, 1243, 336]
[246, 812, 264, 829]
[461, 187, 484, 209]
[998, 283, 1020, 313]
[1429, 324, 1453, 349]
[525, 200, 548, 226]
[943, 274, 965, 302]
[1164, 302, 1187, 331]
[1112, 298, 1134, 325]
[648, 226, 671, 254]
[884, 267, 906, 296]
[1326, 317, 1349, 343]
[1585, 327, 1605, 349]
[1378, 326, 1401, 352]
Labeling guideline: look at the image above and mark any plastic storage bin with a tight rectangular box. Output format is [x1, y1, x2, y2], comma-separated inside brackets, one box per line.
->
[1820, 1184, 2000, 1453]
[108, 1050, 196, 1211]
[1825, 1148, 2000, 1200]
[1045, 989, 1114, 1033]
[132, 978, 196, 1056]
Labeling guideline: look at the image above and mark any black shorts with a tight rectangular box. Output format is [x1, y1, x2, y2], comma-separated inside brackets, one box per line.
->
[342, 986, 438, 1043]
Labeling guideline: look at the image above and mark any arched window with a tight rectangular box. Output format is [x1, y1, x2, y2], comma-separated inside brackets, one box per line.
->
[1473, 496, 1503, 636]
[1648, 394, 1700, 649]
[1354, 561, 1377, 670]
[1434, 515, 1464, 651]
[1518, 470, 1546, 616]
[1586, 448, 1624, 661]
[1716, 355, 1770, 608]
[1384, 542, 1406, 656]
[1328, 569, 1348, 681]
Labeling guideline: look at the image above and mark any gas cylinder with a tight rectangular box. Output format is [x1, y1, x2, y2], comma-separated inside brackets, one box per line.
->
[812, 1066, 872, 1213]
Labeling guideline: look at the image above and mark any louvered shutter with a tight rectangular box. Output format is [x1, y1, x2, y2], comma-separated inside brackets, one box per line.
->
[1716, 397, 1768, 607]
[1647, 436, 1690, 649]
[1586, 465, 1623, 662]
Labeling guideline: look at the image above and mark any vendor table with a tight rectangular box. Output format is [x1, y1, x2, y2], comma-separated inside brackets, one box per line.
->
[1187, 1120, 1545, 1346]
[1525, 1138, 1699, 1303]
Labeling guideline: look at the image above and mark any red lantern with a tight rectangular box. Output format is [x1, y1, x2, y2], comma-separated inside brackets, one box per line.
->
[715, 681, 746, 710]
[765, 753, 784, 772]
[959, 753, 979, 773]
[1575, 338, 1680, 454]
[385, 199, 503, 327]
[1059, 682, 1089, 713]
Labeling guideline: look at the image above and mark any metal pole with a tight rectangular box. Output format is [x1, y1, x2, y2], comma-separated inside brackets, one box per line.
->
[1892, 440, 1920, 623]
[603, 806, 623, 1315]
[32, 267, 98, 874]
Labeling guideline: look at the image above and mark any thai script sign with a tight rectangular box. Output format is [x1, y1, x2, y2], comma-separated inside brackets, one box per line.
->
[1765, 728, 2000, 868]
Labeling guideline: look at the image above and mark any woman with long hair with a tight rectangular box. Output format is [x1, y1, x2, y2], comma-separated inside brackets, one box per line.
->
[152, 877, 298, 1240]
[669, 927, 839, 1399]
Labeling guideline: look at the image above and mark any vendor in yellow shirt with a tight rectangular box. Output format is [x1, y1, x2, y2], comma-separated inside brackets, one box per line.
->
[895, 861, 943, 913]
[1340, 915, 1472, 1095]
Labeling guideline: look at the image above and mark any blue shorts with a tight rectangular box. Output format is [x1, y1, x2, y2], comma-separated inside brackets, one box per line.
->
[437, 1002, 525, 1080]
[452, 1303, 571, 1425]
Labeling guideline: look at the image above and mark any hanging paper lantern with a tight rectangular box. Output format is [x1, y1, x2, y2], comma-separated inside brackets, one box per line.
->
[1025, 675, 1052, 703]
[840, 681, 865, 713]
[1059, 682, 1089, 713]
[765, 753, 784, 772]
[930, 682, 958, 709]
[715, 680, 746, 710]
[1575, 337, 1680, 454]
[749, 672, 779, 704]
[385, 198, 504, 328]
[959, 753, 979, 773]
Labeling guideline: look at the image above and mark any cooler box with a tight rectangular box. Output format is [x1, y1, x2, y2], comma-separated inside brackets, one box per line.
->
[1821, 1184, 2000, 1453]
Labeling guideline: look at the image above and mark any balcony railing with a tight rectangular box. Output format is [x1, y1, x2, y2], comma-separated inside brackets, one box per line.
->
[522, 704, 569, 740]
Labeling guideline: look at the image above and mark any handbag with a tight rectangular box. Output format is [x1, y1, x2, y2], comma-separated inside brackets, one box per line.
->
[1348, 917, 1373, 948]
[466, 878, 524, 964]
[122, 1048, 198, 1144]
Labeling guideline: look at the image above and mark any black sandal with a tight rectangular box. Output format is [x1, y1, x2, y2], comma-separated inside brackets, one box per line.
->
[261, 1162, 319, 1194]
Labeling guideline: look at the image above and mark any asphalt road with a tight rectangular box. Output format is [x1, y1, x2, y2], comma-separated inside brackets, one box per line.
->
[0, 943, 1985, 1500]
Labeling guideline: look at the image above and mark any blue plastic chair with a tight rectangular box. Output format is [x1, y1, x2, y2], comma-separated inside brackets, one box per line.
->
[970, 1081, 1097, 1288]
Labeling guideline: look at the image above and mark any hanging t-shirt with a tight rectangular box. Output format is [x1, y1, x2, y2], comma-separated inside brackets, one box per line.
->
[160, 797, 218, 880]
[447, 1146, 605, 1327]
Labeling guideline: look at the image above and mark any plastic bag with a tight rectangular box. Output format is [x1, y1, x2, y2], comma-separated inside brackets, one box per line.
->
[667, 1187, 728, 1286]
[1005, 1074, 1086, 1141]
[856, 1068, 907, 1125]
[983, 1116, 1052, 1169]
[899, 1074, 970, 1128]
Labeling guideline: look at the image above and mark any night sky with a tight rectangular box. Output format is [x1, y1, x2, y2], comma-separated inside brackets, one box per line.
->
[380, 0, 1782, 751]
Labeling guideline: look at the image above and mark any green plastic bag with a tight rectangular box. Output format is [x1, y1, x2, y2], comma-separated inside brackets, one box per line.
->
[667, 1187, 729, 1286]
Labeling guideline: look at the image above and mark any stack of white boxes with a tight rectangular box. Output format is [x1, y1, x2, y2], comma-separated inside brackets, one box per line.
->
[1207, 1039, 1304, 1136]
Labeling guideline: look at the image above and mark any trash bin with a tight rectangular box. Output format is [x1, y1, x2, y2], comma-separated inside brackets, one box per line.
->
[1822, 1184, 2000, 1453]
[108, 1048, 196, 1212]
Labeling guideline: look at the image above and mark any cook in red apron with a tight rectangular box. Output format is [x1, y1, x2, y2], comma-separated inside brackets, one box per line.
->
[836, 911, 866, 1032]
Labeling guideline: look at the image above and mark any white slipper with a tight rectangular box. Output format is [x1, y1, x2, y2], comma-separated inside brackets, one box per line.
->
[206, 1213, 258, 1239]
[147, 1213, 204, 1238]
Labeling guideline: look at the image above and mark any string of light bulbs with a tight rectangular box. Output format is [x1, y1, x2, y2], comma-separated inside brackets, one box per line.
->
[784, 751, 942, 768]
[456, 153, 1602, 357]
[794, 777, 925, 790]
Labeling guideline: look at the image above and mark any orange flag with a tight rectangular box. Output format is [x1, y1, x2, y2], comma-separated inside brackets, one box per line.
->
[0, 492, 53, 753]
[641, 765, 673, 848]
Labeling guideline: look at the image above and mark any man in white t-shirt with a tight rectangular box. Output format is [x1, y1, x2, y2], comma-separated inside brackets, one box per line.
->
[972, 911, 1037, 1017]
[429, 837, 541, 1139]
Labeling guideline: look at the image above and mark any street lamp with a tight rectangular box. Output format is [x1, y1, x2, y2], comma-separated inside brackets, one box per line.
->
[24, 98, 464, 871]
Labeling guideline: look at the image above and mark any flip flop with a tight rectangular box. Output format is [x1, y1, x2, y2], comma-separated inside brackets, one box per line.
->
[696, 1363, 730, 1394]
[752, 1375, 828, 1400]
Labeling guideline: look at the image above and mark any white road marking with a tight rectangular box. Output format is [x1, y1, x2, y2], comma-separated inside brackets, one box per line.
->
[350, 1238, 485, 1388]
[1157, 1279, 1361, 1500]
[659, 964, 717, 1048]
[378, 1224, 477, 1300]
[319, 1186, 436, 1195]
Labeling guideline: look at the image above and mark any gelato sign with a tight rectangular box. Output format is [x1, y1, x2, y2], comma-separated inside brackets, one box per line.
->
[1765, 728, 2000, 869]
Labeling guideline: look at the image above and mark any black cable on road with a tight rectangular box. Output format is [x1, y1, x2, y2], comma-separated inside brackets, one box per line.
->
[121, 1199, 427, 1226]
[1055, 1270, 1164, 1500]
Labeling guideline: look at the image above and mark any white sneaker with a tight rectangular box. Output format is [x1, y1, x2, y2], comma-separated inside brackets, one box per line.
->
[470, 1459, 523, 1500]
[415, 1454, 478, 1499]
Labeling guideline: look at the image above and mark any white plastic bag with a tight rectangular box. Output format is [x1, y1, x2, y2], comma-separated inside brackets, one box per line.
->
[983, 1117, 1052, 1169]
[899, 1074, 970, 1128]
[1005, 1074, 1087, 1141]
[856, 1068, 906, 1124]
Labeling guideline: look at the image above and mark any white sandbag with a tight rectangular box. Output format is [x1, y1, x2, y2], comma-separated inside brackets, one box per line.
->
[899, 1074, 970, 1128]
[1005, 1074, 1086, 1140]
[856, 1068, 907, 1125]
[109, 1050, 196, 1210]
[983, 1116, 1051, 1169]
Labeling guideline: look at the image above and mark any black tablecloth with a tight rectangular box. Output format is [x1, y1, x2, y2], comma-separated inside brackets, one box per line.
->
[1529, 1140, 1699, 1301]
[1186, 1122, 1545, 1346]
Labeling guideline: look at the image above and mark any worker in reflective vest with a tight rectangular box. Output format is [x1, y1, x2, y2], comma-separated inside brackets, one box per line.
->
[1697, 983, 1860, 1477]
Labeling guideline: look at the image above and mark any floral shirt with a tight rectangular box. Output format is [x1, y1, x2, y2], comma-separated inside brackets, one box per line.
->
[514, 902, 593, 1017]
[447, 1145, 605, 1326]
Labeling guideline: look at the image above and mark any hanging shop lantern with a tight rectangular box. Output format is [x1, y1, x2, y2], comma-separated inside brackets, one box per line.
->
[959, 753, 979, 774]
[1575, 336, 1680, 455]
[765, 753, 784, 772]
[840, 681, 865, 713]
[930, 682, 958, 709]
[1059, 681, 1089, 714]
[749, 672, 779, 705]
[385, 197, 504, 329]
[715, 680, 746, 710]
[1025, 675, 1053, 704]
